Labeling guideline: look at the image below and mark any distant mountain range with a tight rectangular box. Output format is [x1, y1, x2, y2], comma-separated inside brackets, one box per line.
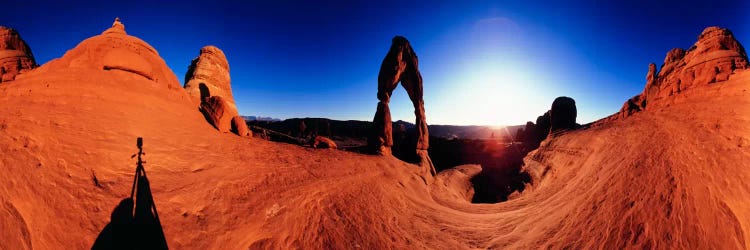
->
[428, 124, 524, 140]
[241, 115, 282, 122]
[248, 117, 524, 140]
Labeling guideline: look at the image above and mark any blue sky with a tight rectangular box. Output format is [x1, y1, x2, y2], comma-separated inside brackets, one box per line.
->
[3, 0, 749, 125]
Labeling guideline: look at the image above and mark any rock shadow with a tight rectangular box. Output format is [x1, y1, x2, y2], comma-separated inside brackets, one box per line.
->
[427, 136, 532, 203]
[198, 83, 210, 102]
[470, 162, 531, 203]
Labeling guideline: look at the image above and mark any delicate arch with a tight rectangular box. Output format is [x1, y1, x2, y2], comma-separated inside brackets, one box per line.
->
[369, 36, 434, 175]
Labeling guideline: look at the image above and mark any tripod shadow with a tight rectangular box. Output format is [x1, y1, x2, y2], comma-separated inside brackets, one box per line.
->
[92, 166, 168, 249]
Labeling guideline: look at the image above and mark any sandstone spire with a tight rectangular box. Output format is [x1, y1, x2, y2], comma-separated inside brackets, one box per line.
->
[184, 46, 235, 109]
[102, 17, 126, 35]
[184, 46, 249, 136]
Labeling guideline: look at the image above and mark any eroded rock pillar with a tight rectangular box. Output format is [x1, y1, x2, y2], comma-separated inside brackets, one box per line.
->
[402, 73, 429, 151]
[372, 100, 394, 155]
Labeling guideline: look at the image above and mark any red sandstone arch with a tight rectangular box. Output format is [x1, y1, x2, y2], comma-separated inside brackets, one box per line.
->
[370, 36, 435, 176]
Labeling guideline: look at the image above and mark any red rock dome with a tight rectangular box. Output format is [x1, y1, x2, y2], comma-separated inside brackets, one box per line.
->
[33, 18, 181, 90]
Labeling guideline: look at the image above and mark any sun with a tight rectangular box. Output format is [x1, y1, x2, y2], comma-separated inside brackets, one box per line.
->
[474, 68, 530, 124]
[428, 17, 553, 126]
[431, 64, 547, 126]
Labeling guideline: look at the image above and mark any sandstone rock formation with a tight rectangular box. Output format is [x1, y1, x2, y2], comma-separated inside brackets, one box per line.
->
[184, 46, 236, 110]
[201, 96, 233, 132]
[369, 36, 435, 176]
[515, 122, 535, 142]
[549, 96, 577, 134]
[231, 116, 251, 137]
[183, 45, 243, 135]
[311, 136, 337, 149]
[516, 97, 579, 150]
[643, 63, 658, 100]
[534, 111, 551, 142]
[28, 18, 182, 90]
[3, 18, 750, 249]
[0, 26, 36, 82]
[616, 26, 748, 119]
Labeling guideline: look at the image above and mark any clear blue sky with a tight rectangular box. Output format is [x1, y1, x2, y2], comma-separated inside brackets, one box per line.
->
[3, 0, 749, 125]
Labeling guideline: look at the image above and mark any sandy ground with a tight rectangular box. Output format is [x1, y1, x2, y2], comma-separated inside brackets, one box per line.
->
[0, 60, 749, 249]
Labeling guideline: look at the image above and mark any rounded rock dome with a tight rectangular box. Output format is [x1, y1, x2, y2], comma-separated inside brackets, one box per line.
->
[43, 18, 180, 90]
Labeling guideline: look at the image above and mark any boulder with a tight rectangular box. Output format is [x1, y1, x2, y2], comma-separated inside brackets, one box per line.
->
[311, 136, 337, 149]
[231, 116, 251, 137]
[619, 94, 644, 119]
[549, 96, 577, 134]
[200, 96, 232, 132]
[0, 26, 36, 82]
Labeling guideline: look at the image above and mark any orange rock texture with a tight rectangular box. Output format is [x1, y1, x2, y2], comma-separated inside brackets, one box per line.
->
[0, 26, 36, 82]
